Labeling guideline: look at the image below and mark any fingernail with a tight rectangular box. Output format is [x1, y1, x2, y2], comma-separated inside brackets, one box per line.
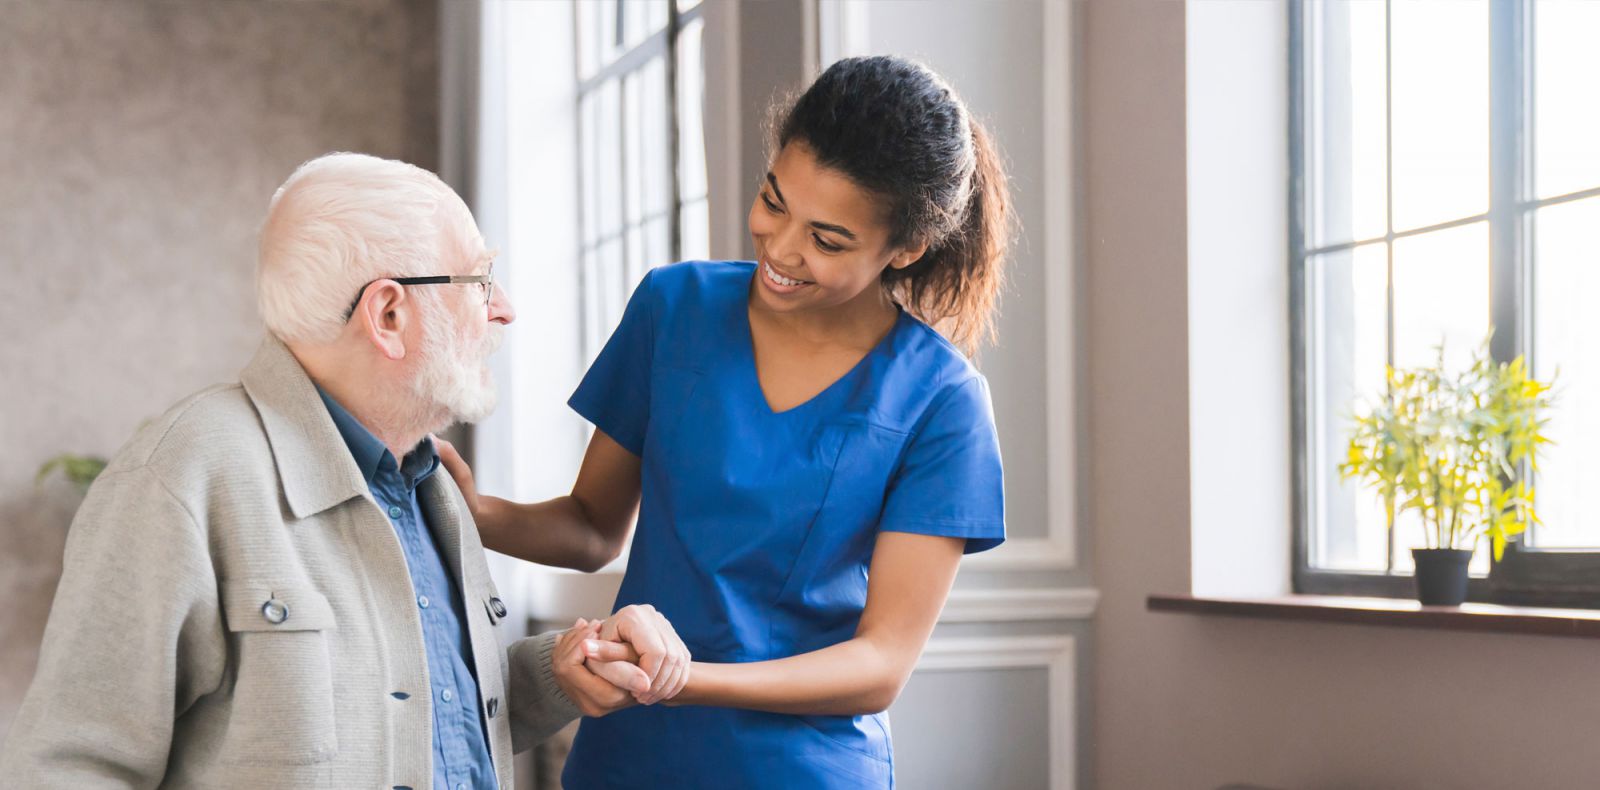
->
[584, 640, 600, 653]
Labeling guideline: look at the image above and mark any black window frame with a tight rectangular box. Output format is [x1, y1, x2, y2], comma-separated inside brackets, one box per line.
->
[574, 0, 708, 361]
[1290, 0, 1600, 607]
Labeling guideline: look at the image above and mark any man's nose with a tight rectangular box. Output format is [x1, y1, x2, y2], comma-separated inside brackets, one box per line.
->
[488, 285, 516, 325]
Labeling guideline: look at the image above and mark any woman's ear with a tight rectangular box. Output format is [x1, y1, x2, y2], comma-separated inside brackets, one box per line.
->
[889, 241, 930, 270]
[354, 280, 411, 361]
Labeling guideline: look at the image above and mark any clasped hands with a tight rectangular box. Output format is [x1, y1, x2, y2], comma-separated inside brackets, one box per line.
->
[550, 604, 691, 718]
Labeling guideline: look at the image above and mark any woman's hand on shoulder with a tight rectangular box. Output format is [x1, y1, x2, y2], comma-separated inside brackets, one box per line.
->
[435, 435, 486, 521]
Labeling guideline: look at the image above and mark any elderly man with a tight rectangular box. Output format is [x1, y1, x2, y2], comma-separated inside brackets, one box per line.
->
[0, 153, 683, 788]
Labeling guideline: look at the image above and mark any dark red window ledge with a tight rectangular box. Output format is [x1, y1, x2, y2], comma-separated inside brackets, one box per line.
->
[1148, 593, 1600, 640]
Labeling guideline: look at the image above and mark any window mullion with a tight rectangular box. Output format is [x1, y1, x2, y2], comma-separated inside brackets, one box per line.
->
[1488, 0, 1529, 368]
[1383, 0, 1397, 576]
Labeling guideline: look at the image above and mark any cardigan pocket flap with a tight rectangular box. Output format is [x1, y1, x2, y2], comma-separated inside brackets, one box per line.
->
[223, 584, 337, 633]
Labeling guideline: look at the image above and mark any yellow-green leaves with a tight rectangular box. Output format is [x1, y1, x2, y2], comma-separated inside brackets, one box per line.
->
[1338, 335, 1555, 560]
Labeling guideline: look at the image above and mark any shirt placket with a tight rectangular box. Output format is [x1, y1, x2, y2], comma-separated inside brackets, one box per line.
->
[384, 474, 472, 790]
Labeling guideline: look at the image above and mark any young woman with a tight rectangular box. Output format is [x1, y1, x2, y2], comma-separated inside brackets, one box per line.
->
[442, 55, 1011, 788]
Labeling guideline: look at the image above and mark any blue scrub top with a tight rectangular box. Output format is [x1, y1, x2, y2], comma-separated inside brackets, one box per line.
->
[562, 261, 1005, 789]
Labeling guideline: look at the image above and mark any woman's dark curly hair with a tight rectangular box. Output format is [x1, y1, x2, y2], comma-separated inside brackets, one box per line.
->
[771, 55, 1012, 355]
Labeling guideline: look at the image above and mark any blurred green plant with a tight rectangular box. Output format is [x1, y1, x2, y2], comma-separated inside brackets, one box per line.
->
[35, 453, 108, 493]
[1339, 335, 1556, 561]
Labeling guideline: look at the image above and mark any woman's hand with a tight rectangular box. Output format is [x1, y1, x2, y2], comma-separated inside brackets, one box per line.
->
[433, 436, 481, 517]
[590, 604, 691, 705]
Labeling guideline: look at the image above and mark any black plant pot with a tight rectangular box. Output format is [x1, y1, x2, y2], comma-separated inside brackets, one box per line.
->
[1412, 548, 1473, 606]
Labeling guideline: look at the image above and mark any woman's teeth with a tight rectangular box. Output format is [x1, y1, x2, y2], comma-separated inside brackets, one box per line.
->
[764, 261, 810, 287]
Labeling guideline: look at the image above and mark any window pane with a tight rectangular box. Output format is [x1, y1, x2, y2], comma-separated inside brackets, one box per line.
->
[1391, 222, 1490, 371]
[623, 72, 645, 229]
[597, 236, 625, 346]
[1531, 197, 1600, 547]
[579, 91, 602, 249]
[681, 198, 710, 261]
[642, 214, 671, 272]
[1391, 223, 1491, 572]
[1391, 0, 1489, 231]
[595, 79, 624, 239]
[581, 247, 603, 362]
[1307, 0, 1388, 247]
[577, 0, 622, 78]
[621, 0, 668, 50]
[1534, 0, 1600, 199]
[677, 17, 709, 203]
[639, 56, 670, 219]
[1309, 243, 1390, 571]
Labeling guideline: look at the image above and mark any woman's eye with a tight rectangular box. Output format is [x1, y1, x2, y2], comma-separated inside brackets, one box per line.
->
[760, 193, 783, 213]
[812, 234, 842, 253]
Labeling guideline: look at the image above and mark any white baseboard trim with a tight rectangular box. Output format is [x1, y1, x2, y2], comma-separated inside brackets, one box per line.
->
[940, 587, 1099, 623]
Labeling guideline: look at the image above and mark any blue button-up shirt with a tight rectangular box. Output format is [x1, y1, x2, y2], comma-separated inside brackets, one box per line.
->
[318, 388, 495, 790]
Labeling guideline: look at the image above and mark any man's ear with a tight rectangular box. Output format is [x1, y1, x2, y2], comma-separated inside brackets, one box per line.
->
[353, 280, 411, 361]
[888, 240, 930, 270]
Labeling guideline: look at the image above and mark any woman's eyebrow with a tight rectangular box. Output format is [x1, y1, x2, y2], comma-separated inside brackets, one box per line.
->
[809, 220, 857, 241]
[767, 172, 859, 242]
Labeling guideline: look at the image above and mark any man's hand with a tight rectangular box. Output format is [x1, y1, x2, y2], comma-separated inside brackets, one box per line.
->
[551, 619, 649, 718]
[591, 605, 691, 705]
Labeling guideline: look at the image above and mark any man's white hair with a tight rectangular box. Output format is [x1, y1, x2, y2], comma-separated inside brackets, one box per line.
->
[257, 152, 476, 344]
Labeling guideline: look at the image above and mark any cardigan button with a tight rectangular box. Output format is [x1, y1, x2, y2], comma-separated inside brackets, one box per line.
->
[261, 599, 288, 625]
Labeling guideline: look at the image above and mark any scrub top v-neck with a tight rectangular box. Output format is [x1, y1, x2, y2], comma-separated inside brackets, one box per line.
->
[561, 261, 1005, 789]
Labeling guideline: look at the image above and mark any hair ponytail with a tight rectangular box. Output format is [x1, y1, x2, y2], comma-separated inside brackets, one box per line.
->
[880, 120, 1010, 354]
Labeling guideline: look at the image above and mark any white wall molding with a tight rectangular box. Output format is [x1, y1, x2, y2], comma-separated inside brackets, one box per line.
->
[940, 587, 1099, 623]
[916, 635, 1077, 790]
[960, 0, 1078, 574]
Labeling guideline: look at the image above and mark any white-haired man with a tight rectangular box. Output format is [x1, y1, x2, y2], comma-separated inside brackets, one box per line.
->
[0, 153, 684, 788]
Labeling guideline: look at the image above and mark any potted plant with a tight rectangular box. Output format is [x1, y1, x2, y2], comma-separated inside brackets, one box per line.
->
[1339, 337, 1555, 606]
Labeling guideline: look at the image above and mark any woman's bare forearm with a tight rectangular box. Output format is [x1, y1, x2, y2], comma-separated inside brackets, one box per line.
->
[672, 636, 911, 717]
[665, 533, 964, 717]
[476, 494, 626, 572]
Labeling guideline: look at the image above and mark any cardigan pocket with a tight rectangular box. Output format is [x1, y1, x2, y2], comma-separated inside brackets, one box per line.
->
[219, 582, 339, 765]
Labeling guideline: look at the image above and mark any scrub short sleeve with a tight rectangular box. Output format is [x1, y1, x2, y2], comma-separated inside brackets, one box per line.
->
[568, 270, 656, 456]
[877, 375, 1006, 553]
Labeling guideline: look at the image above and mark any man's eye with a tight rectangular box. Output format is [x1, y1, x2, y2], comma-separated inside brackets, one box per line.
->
[760, 193, 782, 213]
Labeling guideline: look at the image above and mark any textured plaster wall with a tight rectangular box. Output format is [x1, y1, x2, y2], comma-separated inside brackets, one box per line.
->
[0, 0, 438, 742]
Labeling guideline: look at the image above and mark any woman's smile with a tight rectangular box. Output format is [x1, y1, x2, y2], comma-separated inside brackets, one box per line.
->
[759, 258, 814, 294]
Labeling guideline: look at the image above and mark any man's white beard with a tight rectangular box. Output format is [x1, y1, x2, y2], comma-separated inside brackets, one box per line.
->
[413, 317, 502, 428]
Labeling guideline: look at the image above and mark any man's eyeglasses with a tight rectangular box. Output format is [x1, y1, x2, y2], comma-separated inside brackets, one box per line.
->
[344, 261, 495, 321]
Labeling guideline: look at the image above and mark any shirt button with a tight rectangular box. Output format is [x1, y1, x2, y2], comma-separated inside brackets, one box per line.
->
[456, 784, 466, 790]
[388, 505, 403, 519]
[417, 594, 430, 609]
[441, 688, 453, 703]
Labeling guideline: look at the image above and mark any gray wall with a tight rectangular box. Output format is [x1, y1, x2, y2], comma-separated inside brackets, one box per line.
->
[0, 0, 439, 744]
[1087, 0, 1600, 787]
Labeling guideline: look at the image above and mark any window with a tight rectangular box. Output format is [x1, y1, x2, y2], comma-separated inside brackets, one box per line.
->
[1292, 0, 1600, 603]
[576, 0, 711, 361]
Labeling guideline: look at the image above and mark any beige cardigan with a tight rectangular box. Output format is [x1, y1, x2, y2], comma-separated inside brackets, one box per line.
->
[0, 336, 580, 788]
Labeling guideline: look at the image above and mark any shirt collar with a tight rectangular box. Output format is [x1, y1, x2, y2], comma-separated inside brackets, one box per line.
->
[314, 386, 440, 490]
